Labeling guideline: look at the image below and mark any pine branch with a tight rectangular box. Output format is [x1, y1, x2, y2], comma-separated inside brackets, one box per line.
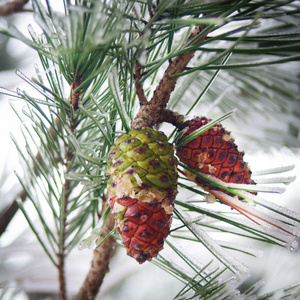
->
[1, 2, 300, 299]
[77, 201, 116, 300]
[132, 24, 209, 129]
[57, 77, 83, 299]
[0, 0, 29, 15]
[134, 59, 148, 106]
[71, 76, 82, 111]
[0, 114, 62, 237]
[0, 189, 26, 236]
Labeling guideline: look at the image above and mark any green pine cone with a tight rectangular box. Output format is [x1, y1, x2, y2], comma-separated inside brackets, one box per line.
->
[106, 127, 178, 210]
[106, 128, 178, 263]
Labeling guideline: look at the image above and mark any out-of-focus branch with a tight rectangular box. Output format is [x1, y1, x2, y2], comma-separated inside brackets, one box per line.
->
[0, 0, 29, 15]
[0, 189, 26, 236]
[0, 119, 61, 237]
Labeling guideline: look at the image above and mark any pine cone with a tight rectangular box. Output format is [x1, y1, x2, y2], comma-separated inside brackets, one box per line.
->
[176, 117, 255, 195]
[106, 128, 177, 263]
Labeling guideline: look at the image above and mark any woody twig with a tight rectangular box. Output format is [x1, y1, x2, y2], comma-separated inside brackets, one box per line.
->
[134, 59, 148, 106]
[132, 25, 209, 129]
[76, 201, 116, 300]
[0, 0, 29, 15]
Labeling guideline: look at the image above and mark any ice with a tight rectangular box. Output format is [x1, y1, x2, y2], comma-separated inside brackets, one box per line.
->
[157, 253, 195, 281]
[288, 240, 299, 252]
[231, 191, 299, 227]
[191, 214, 206, 223]
[216, 240, 263, 258]
[175, 208, 249, 276]
[249, 195, 300, 239]
[270, 289, 285, 299]
[253, 175, 296, 184]
[242, 280, 265, 299]
[214, 191, 299, 237]
[252, 164, 294, 176]
[0, 87, 19, 98]
[27, 24, 38, 41]
[199, 212, 296, 251]
[167, 239, 205, 272]
[254, 195, 300, 226]
[176, 197, 299, 247]
[78, 219, 103, 250]
[228, 183, 286, 194]
[189, 221, 249, 276]
[206, 276, 244, 300]
[196, 171, 289, 194]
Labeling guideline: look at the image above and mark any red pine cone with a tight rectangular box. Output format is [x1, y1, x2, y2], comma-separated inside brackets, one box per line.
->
[109, 194, 172, 264]
[176, 117, 256, 194]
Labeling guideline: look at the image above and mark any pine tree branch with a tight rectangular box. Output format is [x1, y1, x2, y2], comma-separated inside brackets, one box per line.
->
[76, 200, 116, 300]
[0, 0, 29, 15]
[58, 77, 82, 300]
[0, 189, 26, 236]
[58, 251, 67, 300]
[0, 118, 62, 237]
[0, 89, 77, 297]
[133, 2, 161, 107]
[71, 76, 82, 111]
[159, 108, 185, 126]
[132, 25, 209, 129]
[151, 25, 207, 108]
[134, 59, 148, 106]
[58, 178, 69, 300]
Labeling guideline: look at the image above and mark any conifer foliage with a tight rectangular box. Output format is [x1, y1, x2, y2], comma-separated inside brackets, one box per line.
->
[0, 0, 300, 299]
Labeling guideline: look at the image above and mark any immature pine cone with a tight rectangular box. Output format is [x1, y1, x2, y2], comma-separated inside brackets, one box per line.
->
[106, 128, 177, 263]
[176, 117, 255, 194]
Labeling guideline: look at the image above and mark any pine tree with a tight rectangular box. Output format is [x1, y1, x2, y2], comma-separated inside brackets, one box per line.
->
[0, 0, 300, 299]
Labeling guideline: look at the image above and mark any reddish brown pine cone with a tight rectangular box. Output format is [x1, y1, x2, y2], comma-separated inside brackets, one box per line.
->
[176, 117, 256, 195]
[109, 194, 172, 263]
[106, 128, 177, 263]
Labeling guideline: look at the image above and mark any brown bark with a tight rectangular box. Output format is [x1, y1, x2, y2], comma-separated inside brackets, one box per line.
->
[0, 0, 29, 15]
[58, 177, 71, 300]
[131, 25, 208, 129]
[134, 59, 148, 106]
[76, 202, 116, 300]
[58, 77, 82, 299]
[150, 26, 206, 109]
[58, 253, 67, 300]
[0, 189, 26, 236]
[159, 109, 185, 126]
[71, 77, 82, 111]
